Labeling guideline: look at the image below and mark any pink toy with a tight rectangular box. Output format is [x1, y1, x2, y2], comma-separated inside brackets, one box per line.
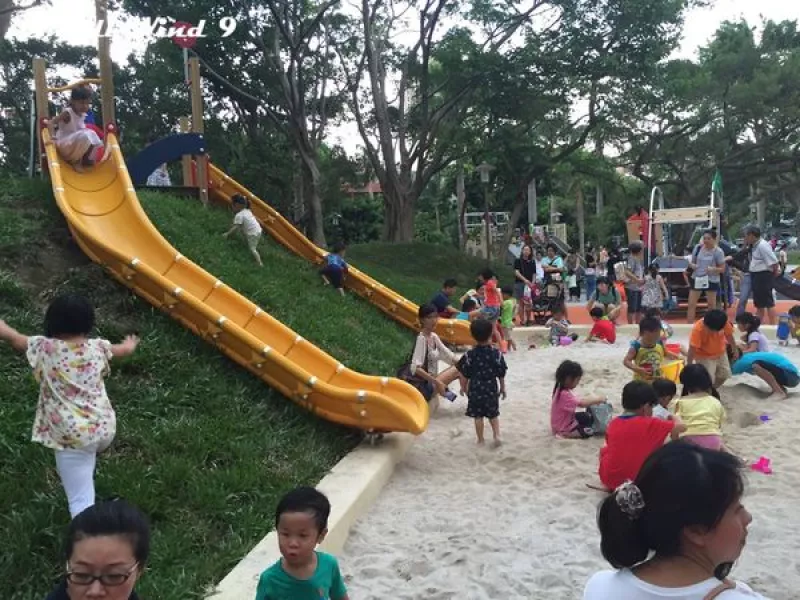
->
[751, 456, 773, 475]
[559, 336, 574, 346]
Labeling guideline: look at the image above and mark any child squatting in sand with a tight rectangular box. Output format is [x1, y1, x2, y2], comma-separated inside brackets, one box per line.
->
[456, 319, 508, 446]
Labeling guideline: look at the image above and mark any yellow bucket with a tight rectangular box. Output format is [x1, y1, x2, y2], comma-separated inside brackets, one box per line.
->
[661, 360, 685, 383]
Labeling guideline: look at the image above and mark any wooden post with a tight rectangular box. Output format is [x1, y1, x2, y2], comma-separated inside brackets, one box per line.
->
[188, 56, 208, 205]
[33, 58, 48, 177]
[95, 0, 115, 125]
[179, 117, 192, 186]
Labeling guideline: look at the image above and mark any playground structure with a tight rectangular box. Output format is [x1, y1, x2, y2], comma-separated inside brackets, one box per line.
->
[32, 50, 429, 434]
[122, 54, 474, 347]
[643, 184, 724, 311]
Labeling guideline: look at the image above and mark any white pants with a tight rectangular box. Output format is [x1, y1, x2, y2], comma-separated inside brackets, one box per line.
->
[55, 440, 110, 518]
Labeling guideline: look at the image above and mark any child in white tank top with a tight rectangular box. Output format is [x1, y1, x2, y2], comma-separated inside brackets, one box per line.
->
[46, 86, 109, 171]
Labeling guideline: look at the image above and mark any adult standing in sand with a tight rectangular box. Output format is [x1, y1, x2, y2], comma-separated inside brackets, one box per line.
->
[584, 443, 765, 600]
[745, 226, 779, 325]
[513, 244, 537, 323]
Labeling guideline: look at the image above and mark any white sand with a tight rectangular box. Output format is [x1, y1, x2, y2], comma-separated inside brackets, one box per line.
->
[340, 336, 800, 599]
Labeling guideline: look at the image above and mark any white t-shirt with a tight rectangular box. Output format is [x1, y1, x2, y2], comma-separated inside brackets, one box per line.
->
[584, 570, 766, 600]
[233, 208, 261, 236]
[652, 405, 671, 420]
[748, 239, 777, 273]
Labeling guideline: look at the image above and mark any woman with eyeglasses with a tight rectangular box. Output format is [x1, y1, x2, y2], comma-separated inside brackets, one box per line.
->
[46, 500, 149, 600]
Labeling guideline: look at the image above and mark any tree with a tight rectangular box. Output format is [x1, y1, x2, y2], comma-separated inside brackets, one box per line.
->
[617, 18, 800, 235]
[0, 37, 95, 171]
[0, 0, 49, 40]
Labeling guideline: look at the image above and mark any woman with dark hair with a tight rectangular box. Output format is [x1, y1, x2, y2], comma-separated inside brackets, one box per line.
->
[407, 304, 461, 406]
[584, 443, 764, 599]
[513, 244, 537, 323]
[46, 500, 149, 599]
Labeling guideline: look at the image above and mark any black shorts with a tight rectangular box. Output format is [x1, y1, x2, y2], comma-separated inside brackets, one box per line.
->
[626, 289, 643, 314]
[751, 271, 775, 309]
[754, 361, 800, 388]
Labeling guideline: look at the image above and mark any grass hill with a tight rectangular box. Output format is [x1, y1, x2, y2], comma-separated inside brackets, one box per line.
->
[0, 175, 512, 599]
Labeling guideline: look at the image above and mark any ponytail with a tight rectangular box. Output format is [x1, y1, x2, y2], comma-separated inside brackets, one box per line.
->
[595, 443, 744, 571]
[598, 490, 649, 568]
[553, 360, 582, 399]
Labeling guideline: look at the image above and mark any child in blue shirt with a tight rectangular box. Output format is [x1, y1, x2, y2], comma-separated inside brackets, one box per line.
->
[255, 487, 349, 600]
[320, 243, 349, 296]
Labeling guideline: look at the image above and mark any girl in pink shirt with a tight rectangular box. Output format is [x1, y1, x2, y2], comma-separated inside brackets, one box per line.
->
[551, 360, 608, 438]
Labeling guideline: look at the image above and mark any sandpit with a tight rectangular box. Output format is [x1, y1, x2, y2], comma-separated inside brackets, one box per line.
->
[339, 336, 800, 599]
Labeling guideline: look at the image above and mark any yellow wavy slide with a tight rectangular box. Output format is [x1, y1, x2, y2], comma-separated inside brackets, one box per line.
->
[41, 130, 428, 434]
[207, 164, 475, 346]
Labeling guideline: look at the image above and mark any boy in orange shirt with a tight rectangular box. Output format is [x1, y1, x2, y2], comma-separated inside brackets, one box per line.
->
[687, 309, 739, 389]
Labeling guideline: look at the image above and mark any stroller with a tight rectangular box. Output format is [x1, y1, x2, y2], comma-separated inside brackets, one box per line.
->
[528, 280, 565, 325]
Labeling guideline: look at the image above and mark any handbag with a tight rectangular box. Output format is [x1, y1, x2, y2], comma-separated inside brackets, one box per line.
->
[397, 337, 432, 400]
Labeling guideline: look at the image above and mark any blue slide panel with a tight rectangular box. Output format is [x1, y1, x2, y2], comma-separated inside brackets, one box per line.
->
[127, 133, 206, 185]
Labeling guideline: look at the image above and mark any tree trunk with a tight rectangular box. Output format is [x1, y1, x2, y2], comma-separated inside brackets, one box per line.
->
[293, 155, 306, 226]
[298, 152, 327, 248]
[576, 185, 585, 255]
[382, 188, 415, 242]
[0, 0, 12, 40]
[502, 189, 527, 251]
[595, 184, 604, 215]
[457, 168, 466, 250]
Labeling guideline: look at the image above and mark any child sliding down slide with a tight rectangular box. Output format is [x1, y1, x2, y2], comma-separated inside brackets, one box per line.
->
[46, 86, 110, 172]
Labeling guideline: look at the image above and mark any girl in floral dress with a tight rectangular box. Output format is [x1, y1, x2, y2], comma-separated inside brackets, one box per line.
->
[0, 294, 138, 517]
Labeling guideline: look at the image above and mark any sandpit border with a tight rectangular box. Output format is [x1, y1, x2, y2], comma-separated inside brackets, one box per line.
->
[207, 432, 415, 599]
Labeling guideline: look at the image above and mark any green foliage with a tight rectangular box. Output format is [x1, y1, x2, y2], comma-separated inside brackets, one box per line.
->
[0, 37, 96, 172]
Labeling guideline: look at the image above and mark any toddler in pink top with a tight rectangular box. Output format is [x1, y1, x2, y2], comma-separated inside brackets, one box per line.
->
[0, 294, 138, 517]
[551, 360, 608, 438]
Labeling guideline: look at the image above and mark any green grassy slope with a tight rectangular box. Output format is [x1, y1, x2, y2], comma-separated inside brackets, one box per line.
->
[0, 176, 511, 599]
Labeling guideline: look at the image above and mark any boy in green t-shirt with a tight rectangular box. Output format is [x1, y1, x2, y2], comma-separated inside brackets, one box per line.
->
[255, 487, 349, 600]
[500, 286, 517, 351]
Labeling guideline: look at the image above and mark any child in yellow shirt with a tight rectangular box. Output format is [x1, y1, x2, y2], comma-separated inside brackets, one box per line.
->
[674, 364, 726, 451]
[623, 316, 680, 381]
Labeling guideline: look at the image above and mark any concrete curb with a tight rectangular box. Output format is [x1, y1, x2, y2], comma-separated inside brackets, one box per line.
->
[207, 433, 415, 599]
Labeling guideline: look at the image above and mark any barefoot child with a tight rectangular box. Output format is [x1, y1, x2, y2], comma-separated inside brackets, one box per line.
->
[500, 286, 517, 351]
[456, 319, 508, 446]
[255, 487, 349, 600]
[550, 360, 608, 439]
[598, 381, 685, 490]
[586, 306, 616, 344]
[623, 317, 681, 381]
[731, 351, 800, 399]
[46, 86, 109, 171]
[470, 269, 503, 345]
[0, 294, 139, 517]
[687, 309, 738, 389]
[546, 304, 578, 346]
[651, 378, 677, 420]
[735, 312, 769, 354]
[223, 194, 263, 266]
[674, 364, 726, 451]
[320, 243, 349, 296]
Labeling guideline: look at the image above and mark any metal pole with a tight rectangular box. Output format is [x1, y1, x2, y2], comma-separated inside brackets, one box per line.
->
[484, 183, 491, 264]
